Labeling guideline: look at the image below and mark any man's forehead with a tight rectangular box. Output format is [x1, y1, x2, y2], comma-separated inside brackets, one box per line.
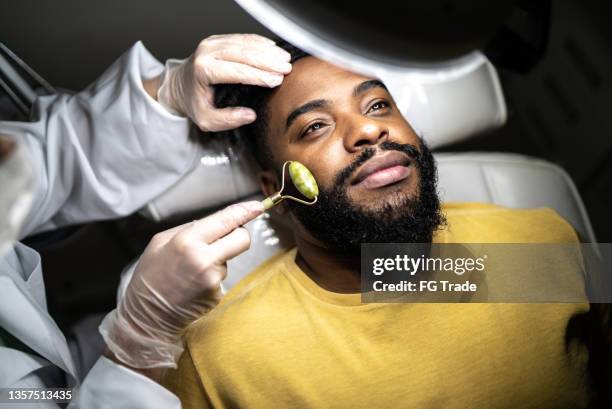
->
[269, 57, 374, 117]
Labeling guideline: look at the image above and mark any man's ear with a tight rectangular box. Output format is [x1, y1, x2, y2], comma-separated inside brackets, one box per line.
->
[258, 170, 289, 214]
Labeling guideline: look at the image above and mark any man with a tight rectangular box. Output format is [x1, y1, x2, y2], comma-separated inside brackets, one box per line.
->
[164, 40, 593, 408]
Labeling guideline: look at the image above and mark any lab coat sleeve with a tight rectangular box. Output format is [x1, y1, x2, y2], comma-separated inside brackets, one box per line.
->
[68, 356, 181, 409]
[0, 41, 202, 238]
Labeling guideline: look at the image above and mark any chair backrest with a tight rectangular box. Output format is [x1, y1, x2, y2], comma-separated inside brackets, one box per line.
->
[382, 52, 507, 149]
[435, 152, 597, 243]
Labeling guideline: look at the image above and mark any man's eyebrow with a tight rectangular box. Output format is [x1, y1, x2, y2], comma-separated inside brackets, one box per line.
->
[286, 99, 329, 130]
[284, 80, 386, 130]
[353, 79, 387, 97]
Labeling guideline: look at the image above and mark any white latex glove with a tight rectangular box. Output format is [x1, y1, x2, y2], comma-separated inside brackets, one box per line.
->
[158, 33, 292, 131]
[99, 201, 264, 370]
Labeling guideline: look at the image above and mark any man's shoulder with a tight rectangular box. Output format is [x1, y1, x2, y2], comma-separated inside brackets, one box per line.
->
[222, 249, 292, 300]
[439, 202, 580, 243]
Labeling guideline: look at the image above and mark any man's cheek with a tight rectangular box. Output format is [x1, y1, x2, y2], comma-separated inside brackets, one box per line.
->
[302, 160, 335, 190]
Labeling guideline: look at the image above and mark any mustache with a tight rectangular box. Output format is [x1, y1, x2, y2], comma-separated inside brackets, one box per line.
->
[333, 141, 421, 187]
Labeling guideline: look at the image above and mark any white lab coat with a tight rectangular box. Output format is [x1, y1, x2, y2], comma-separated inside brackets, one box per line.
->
[0, 41, 199, 408]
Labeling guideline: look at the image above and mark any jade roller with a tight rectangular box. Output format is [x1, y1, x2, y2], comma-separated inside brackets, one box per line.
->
[262, 161, 318, 210]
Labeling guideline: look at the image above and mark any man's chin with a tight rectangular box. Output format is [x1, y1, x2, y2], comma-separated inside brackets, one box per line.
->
[347, 184, 419, 214]
[290, 190, 439, 251]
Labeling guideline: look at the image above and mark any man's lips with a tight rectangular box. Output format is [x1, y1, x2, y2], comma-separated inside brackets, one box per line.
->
[350, 151, 412, 189]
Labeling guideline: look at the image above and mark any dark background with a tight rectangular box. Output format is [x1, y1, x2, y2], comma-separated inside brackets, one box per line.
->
[0, 0, 270, 90]
[1, 0, 611, 330]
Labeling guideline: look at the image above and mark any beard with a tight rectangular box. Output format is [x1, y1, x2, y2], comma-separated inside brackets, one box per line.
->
[287, 139, 444, 252]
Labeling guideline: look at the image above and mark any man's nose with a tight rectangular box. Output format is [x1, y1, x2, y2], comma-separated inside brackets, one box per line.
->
[343, 116, 389, 152]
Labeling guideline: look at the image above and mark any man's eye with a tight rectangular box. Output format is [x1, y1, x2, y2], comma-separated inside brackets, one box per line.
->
[367, 100, 390, 113]
[301, 122, 325, 137]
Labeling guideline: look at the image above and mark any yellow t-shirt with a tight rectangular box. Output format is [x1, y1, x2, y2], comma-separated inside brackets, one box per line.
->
[164, 203, 591, 409]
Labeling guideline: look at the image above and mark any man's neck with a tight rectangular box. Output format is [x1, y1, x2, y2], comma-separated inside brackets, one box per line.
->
[294, 236, 362, 293]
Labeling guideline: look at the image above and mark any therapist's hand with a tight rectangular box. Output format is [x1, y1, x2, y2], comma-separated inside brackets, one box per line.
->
[99, 201, 264, 378]
[156, 34, 292, 131]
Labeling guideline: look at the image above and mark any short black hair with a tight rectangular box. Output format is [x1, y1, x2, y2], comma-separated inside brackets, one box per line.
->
[214, 38, 309, 169]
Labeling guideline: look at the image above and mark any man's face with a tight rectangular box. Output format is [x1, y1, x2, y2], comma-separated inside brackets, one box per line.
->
[260, 56, 443, 250]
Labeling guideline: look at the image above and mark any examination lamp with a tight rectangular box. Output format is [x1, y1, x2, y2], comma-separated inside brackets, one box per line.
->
[234, 0, 517, 72]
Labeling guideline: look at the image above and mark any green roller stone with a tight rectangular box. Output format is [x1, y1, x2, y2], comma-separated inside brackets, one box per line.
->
[262, 197, 275, 210]
[288, 161, 318, 199]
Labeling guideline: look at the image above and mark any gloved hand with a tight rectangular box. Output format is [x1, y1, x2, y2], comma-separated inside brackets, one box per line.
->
[99, 201, 264, 371]
[157, 33, 292, 131]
